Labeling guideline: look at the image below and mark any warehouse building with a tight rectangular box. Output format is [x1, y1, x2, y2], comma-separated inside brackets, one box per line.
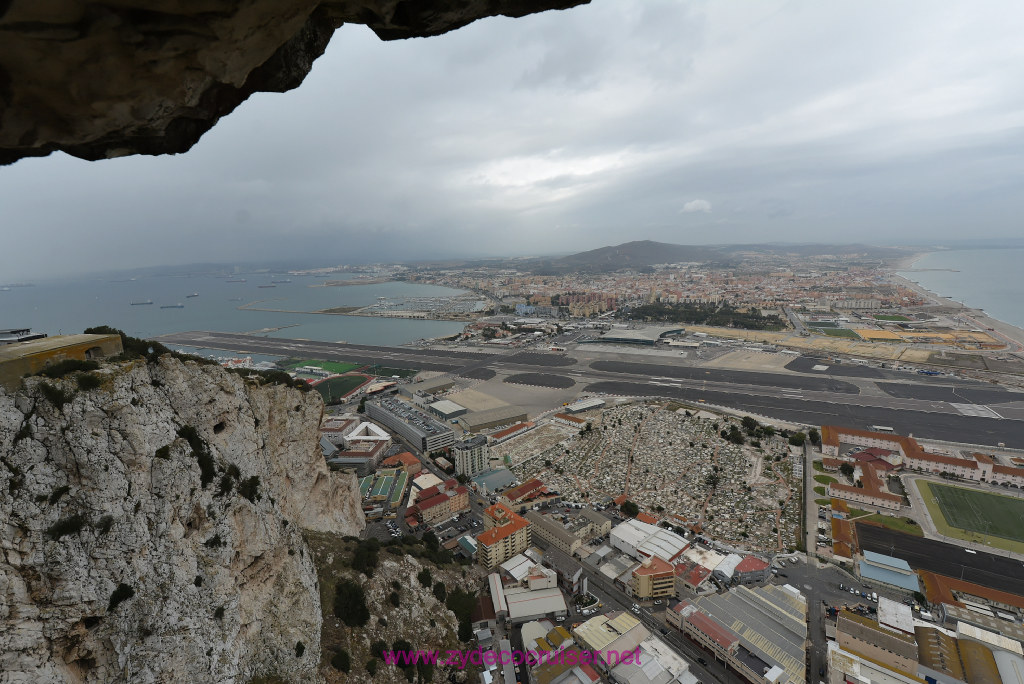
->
[667, 584, 807, 684]
[399, 376, 455, 398]
[459, 405, 529, 432]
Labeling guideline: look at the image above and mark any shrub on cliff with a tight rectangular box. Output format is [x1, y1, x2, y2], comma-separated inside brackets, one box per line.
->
[35, 359, 99, 378]
[333, 579, 369, 627]
[45, 513, 87, 540]
[107, 583, 135, 612]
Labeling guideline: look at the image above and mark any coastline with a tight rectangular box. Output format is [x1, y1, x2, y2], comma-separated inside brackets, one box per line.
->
[887, 268, 1024, 353]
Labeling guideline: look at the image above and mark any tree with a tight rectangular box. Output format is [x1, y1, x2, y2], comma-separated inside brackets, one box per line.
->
[808, 428, 821, 446]
[839, 463, 855, 478]
[788, 432, 806, 447]
[620, 500, 640, 517]
[417, 567, 432, 588]
[741, 416, 759, 433]
[333, 579, 370, 627]
[331, 649, 351, 673]
[357, 397, 366, 414]
[432, 581, 447, 602]
[422, 531, 439, 552]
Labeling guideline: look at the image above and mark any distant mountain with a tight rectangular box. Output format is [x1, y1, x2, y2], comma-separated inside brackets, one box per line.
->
[552, 241, 724, 270]
[523, 240, 912, 273]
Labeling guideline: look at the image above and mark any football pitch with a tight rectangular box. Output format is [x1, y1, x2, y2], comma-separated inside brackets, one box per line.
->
[919, 480, 1024, 550]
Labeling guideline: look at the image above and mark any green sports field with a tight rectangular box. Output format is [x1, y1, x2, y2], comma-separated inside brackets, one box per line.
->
[313, 375, 368, 403]
[919, 480, 1024, 551]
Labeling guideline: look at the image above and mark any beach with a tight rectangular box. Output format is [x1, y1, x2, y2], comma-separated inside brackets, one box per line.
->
[888, 263, 1024, 353]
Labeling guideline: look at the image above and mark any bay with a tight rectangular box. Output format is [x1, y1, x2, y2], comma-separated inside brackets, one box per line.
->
[0, 273, 468, 347]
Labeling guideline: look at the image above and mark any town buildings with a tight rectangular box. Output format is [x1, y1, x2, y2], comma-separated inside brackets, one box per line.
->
[478, 503, 532, 569]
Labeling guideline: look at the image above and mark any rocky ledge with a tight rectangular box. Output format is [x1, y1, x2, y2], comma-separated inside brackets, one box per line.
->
[0, 0, 588, 165]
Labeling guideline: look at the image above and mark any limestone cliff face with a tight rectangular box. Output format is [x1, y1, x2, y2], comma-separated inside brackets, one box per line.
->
[0, 357, 364, 683]
[0, 0, 589, 165]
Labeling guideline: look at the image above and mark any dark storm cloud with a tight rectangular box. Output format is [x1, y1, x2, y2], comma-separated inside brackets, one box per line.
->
[2, 1, 1024, 280]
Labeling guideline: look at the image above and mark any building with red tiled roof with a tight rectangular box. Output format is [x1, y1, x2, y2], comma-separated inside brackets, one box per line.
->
[822, 457, 845, 471]
[635, 512, 659, 525]
[827, 462, 902, 512]
[822, 425, 1024, 486]
[673, 561, 711, 594]
[552, 413, 587, 427]
[404, 480, 468, 525]
[499, 478, 558, 512]
[380, 451, 422, 475]
[478, 503, 532, 569]
[667, 602, 739, 654]
[918, 570, 1024, 613]
[734, 556, 770, 585]
[489, 421, 535, 445]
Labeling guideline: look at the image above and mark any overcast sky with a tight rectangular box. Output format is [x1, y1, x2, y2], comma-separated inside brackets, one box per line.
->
[3, 1, 1024, 280]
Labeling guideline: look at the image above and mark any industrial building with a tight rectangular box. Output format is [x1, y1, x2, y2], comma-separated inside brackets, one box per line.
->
[610, 519, 688, 563]
[357, 468, 409, 519]
[451, 434, 489, 477]
[858, 550, 920, 593]
[472, 468, 518, 495]
[564, 397, 606, 414]
[399, 376, 455, 397]
[427, 398, 467, 420]
[459, 405, 529, 432]
[667, 584, 808, 684]
[0, 333, 123, 390]
[365, 396, 455, 452]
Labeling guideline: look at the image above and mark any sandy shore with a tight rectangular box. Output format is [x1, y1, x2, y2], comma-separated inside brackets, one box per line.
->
[888, 271, 1024, 353]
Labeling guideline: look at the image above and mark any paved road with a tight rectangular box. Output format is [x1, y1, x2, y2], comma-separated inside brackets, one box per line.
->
[581, 380, 1024, 448]
[877, 382, 1024, 404]
[157, 331, 1024, 448]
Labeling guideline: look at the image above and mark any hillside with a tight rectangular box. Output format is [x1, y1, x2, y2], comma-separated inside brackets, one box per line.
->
[0, 355, 364, 682]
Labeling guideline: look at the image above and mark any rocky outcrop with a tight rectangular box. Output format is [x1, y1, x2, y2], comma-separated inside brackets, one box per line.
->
[0, 357, 364, 683]
[0, 0, 589, 165]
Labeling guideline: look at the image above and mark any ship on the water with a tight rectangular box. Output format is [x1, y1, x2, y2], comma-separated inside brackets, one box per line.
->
[130, 299, 154, 305]
[186, 292, 199, 298]
[160, 303, 185, 309]
[257, 284, 277, 288]
[271, 279, 292, 284]
[226, 278, 246, 283]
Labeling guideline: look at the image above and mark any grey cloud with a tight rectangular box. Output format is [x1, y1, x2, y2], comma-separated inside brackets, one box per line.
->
[2, 1, 1024, 280]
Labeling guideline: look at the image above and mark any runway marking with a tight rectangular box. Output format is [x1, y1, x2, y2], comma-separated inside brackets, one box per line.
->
[951, 403, 1003, 419]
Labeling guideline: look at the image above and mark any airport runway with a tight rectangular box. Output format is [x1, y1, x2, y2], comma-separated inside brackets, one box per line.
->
[855, 524, 1024, 596]
[157, 331, 1024, 448]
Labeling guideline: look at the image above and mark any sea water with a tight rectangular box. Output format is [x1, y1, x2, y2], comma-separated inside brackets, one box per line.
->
[900, 248, 1024, 330]
[0, 272, 467, 346]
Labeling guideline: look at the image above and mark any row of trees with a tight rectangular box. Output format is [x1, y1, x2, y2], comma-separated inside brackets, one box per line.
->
[619, 301, 786, 330]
